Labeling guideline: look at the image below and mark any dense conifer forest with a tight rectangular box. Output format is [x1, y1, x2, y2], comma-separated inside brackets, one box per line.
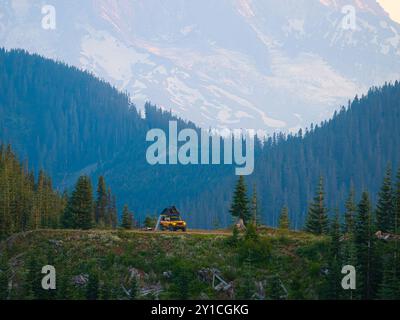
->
[0, 145, 64, 238]
[1, 48, 400, 229]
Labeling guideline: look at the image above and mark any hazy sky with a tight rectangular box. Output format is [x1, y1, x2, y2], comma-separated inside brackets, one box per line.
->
[378, 0, 400, 23]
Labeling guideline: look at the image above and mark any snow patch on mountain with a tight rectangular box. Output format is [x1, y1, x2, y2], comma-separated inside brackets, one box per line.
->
[1, 0, 400, 133]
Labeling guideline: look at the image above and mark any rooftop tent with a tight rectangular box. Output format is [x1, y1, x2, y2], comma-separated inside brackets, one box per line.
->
[160, 206, 180, 216]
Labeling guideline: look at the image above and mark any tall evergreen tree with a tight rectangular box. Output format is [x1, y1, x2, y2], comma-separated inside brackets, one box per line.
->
[376, 166, 394, 232]
[379, 241, 400, 299]
[379, 168, 400, 299]
[344, 188, 357, 234]
[354, 192, 378, 299]
[229, 176, 251, 225]
[67, 176, 94, 230]
[323, 211, 343, 299]
[107, 189, 118, 229]
[250, 184, 259, 226]
[305, 176, 329, 235]
[394, 168, 400, 235]
[25, 254, 43, 300]
[121, 204, 133, 230]
[278, 206, 290, 230]
[0, 145, 65, 238]
[95, 176, 108, 227]
[330, 211, 341, 260]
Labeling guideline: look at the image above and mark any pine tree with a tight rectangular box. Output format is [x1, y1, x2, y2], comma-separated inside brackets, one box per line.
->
[229, 176, 250, 225]
[121, 204, 133, 229]
[0, 144, 65, 237]
[344, 189, 356, 234]
[95, 176, 108, 227]
[379, 168, 400, 299]
[25, 254, 43, 300]
[376, 166, 393, 232]
[394, 168, 400, 235]
[0, 161, 11, 238]
[354, 192, 378, 299]
[107, 189, 118, 229]
[250, 184, 259, 226]
[330, 211, 341, 260]
[278, 206, 290, 230]
[305, 176, 329, 235]
[324, 211, 342, 299]
[67, 176, 94, 230]
[61, 203, 73, 229]
[60, 192, 71, 228]
[379, 241, 400, 299]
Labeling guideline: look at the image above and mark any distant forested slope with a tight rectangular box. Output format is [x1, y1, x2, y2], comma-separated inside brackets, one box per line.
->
[1, 48, 399, 228]
[195, 84, 400, 228]
[0, 48, 143, 183]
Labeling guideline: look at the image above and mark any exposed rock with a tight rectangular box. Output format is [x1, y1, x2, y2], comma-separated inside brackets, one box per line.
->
[375, 231, 400, 241]
[48, 239, 63, 247]
[72, 274, 89, 286]
[141, 282, 163, 297]
[127, 267, 147, 283]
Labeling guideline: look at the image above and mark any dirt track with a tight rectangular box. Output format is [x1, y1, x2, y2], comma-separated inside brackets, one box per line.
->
[133, 229, 232, 236]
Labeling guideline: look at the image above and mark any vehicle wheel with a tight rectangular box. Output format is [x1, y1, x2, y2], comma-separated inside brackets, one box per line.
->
[169, 226, 174, 232]
[182, 228, 186, 232]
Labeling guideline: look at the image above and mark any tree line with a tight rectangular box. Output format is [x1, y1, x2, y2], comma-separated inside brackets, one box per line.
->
[230, 166, 400, 299]
[0, 144, 138, 239]
[0, 145, 65, 239]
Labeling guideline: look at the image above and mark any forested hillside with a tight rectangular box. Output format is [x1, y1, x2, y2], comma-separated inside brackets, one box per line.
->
[0, 48, 144, 184]
[205, 84, 400, 228]
[1, 48, 399, 228]
[0, 145, 65, 238]
[0, 48, 233, 227]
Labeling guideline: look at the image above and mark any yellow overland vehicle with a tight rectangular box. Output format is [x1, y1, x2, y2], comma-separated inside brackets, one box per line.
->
[158, 206, 187, 232]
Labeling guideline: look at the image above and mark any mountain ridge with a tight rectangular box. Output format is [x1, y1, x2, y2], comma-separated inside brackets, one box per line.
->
[1, 0, 400, 132]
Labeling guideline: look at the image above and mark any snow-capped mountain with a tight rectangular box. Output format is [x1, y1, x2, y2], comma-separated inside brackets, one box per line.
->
[1, 0, 399, 132]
